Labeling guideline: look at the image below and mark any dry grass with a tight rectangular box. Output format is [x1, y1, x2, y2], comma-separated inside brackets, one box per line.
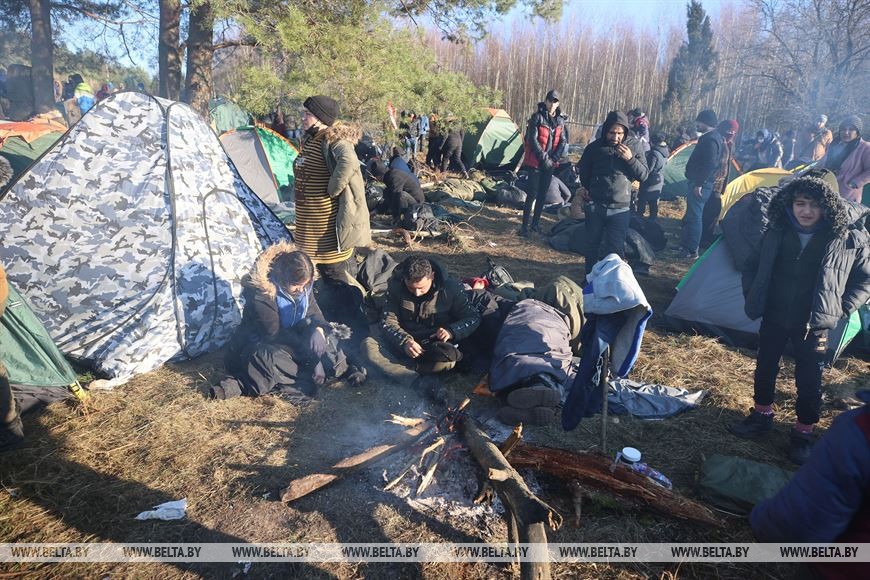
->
[1, 196, 867, 579]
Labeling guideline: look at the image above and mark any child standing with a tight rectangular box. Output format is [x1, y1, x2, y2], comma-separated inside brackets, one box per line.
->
[728, 176, 870, 464]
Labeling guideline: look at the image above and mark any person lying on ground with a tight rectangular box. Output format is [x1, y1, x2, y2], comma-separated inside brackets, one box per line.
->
[369, 159, 424, 221]
[728, 175, 870, 464]
[211, 242, 365, 401]
[380, 256, 481, 374]
[750, 390, 870, 580]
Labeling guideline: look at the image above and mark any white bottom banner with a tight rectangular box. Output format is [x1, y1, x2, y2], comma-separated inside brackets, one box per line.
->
[0, 543, 867, 563]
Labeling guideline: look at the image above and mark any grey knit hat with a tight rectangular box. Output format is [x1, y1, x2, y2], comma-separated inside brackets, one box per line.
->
[840, 114, 863, 136]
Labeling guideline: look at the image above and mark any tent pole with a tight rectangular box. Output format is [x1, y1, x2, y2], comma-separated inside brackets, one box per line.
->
[599, 347, 610, 456]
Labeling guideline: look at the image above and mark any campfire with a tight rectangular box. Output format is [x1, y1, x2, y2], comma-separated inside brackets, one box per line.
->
[280, 392, 723, 578]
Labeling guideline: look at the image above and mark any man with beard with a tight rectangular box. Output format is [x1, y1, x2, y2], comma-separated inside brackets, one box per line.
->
[576, 110, 649, 273]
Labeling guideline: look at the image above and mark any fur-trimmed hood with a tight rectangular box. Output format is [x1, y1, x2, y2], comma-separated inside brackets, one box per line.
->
[245, 240, 303, 299]
[767, 176, 866, 238]
[323, 121, 363, 145]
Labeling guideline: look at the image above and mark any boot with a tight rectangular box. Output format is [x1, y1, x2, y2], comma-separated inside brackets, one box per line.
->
[788, 430, 814, 465]
[727, 410, 774, 439]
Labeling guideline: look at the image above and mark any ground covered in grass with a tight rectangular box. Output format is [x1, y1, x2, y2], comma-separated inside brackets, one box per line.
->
[1, 198, 868, 579]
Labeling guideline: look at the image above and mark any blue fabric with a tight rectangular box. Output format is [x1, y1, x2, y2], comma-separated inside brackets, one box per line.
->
[681, 179, 714, 252]
[562, 311, 627, 430]
[750, 391, 870, 542]
[390, 156, 414, 176]
[77, 95, 95, 114]
[274, 282, 311, 329]
[785, 206, 827, 235]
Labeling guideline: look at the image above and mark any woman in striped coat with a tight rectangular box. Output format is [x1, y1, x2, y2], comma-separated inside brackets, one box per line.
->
[294, 95, 371, 320]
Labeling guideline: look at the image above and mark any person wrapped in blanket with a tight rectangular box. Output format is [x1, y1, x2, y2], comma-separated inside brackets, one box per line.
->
[210, 242, 365, 401]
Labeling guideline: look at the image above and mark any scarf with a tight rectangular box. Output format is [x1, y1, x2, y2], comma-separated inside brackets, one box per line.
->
[825, 139, 860, 172]
[274, 279, 311, 329]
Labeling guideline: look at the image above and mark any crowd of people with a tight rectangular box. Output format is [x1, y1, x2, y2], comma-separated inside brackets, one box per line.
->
[1, 86, 868, 557]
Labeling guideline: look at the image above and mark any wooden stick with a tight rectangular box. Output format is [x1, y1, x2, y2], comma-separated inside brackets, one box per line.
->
[461, 416, 559, 580]
[281, 421, 434, 503]
[507, 443, 724, 528]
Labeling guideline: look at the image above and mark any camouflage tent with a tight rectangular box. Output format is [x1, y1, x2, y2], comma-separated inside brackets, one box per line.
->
[0, 92, 291, 381]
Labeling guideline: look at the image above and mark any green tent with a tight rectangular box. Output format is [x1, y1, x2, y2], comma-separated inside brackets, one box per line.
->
[462, 108, 524, 170]
[0, 131, 64, 192]
[1, 284, 77, 412]
[660, 141, 741, 200]
[220, 126, 299, 214]
[209, 99, 253, 135]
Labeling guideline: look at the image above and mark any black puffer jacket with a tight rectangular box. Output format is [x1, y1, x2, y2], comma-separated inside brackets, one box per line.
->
[685, 129, 725, 187]
[576, 111, 649, 207]
[381, 257, 481, 349]
[743, 180, 870, 330]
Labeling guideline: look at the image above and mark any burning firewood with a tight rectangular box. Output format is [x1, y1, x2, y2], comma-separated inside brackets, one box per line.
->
[461, 417, 561, 580]
[386, 414, 425, 428]
[507, 443, 724, 528]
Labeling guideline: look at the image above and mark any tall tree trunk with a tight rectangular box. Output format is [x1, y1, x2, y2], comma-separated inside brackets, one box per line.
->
[184, 1, 214, 117]
[29, 0, 54, 114]
[159, 0, 182, 100]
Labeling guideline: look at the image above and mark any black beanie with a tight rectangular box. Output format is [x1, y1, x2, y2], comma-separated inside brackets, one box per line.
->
[303, 95, 340, 127]
[696, 109, 718, 127]
[840, 114, 863, 136]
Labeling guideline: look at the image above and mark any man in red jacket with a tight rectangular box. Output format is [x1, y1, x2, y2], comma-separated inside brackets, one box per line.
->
[519, 89, 567, 237]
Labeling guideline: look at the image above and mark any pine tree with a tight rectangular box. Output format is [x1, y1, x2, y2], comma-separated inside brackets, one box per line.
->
[661, 0, 719, 128]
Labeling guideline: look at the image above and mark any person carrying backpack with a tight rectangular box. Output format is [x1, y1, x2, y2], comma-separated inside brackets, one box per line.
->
[637, 132, 669, 221]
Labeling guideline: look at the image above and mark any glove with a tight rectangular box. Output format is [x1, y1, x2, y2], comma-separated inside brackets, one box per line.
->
[541, 156, 554, 170]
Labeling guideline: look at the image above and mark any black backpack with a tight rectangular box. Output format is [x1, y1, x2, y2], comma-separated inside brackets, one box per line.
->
[484, 257, 515, 288]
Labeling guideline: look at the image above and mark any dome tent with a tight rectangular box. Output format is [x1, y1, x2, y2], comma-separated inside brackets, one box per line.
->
[0, 92, 291, 381]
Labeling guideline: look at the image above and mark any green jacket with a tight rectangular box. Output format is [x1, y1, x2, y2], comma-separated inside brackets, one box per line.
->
[320, 122, 372, 251]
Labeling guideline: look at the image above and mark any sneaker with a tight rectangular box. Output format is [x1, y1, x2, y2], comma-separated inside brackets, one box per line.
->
[727, 410, 774, 439]
[530, 223, 542, 234]
[789, 430, 814, 465]
[506, 384, 561, 409]
[517, 226, 529, 238]
[497, 405, 557, 426]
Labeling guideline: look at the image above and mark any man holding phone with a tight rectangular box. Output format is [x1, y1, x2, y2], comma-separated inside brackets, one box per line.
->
[576, 110, 649, 274]
[380, 256, 481, 374]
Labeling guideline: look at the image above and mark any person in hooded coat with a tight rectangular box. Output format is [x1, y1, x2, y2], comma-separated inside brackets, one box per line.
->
[728, 176, 870, 464]
[749, 129, 784, 170]
[211, 242, 364, 400]
[518, 89, 568, 236]
[576, 110, 649, 274]
[636, 132, 670, 220]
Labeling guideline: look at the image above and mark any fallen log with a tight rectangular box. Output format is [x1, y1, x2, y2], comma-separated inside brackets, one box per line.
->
[461, 417, 561, 580]
[281, 421, 434, 503]
[508, 443, 724, 528]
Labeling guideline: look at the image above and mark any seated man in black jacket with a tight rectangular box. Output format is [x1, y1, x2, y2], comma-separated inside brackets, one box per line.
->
[380, 256, 481, 374]
[576, 110, 649, 274]
[370, 159, 425, 220]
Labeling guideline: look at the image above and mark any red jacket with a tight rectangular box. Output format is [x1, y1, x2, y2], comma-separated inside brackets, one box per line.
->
[523, 102, 566, 170]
